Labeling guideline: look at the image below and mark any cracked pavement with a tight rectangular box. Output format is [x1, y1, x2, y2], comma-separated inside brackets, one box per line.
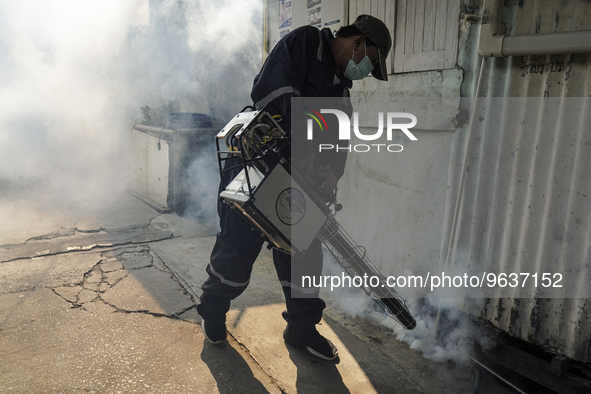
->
[50, 246, 195, 318]
[0, 191, 482, 393]
[0, 193, 282, 393]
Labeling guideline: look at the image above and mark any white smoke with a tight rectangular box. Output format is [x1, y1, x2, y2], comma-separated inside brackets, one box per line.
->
[0, 0, 261, 218]
[320, 250, 494, 365]
[0, 0, 145, 207]
[183, 152, 220, 222]
[176, 0, 263, 221]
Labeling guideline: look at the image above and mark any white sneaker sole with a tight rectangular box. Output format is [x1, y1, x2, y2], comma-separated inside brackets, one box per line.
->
[304, 339, 338, 361]
[202, 320, 227, 345]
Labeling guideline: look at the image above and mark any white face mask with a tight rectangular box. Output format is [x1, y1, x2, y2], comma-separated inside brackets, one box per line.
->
[343, 42, 374, 80]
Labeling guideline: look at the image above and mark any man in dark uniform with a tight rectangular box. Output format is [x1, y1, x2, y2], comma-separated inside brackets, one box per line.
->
[197, 15, 392, 361]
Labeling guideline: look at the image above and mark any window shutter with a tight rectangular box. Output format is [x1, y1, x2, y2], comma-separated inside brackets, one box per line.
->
[394, 0, 460, 73]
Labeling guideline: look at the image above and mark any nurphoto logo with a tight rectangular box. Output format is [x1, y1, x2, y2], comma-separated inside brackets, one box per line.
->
[303, 108, 418, 153]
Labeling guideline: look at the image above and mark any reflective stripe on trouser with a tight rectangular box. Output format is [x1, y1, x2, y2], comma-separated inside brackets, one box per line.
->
[273, 237, 326, 334]
[197, 230, 263, 323]
[197, 159, 265, 322]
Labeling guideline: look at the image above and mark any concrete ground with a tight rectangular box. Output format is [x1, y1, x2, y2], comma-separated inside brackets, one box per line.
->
[0, 188, 502, 393]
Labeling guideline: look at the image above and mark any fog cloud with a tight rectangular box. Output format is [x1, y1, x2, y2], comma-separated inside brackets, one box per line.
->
[321, 250, 493, 365]
[0, 0, 261, 213]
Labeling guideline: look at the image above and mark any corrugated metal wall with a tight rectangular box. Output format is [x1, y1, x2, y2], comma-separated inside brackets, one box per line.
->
[448, 0, 591, 362]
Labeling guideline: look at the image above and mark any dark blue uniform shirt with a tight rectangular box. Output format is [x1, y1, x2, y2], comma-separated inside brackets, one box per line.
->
[251, 26, 352, 180]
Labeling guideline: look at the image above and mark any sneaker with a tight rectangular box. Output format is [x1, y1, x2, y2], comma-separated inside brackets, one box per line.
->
[283, 326, 338, 361]
[202, 319, 227, 345]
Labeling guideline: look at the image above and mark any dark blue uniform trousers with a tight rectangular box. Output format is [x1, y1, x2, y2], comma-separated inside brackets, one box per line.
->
[197, 159, 326, 335]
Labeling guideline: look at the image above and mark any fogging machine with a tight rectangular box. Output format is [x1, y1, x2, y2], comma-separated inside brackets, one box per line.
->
[215, 108, 416, 330]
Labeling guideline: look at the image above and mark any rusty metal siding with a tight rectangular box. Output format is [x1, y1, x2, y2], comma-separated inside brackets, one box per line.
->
[451, 95, 591, 362]
[450, 0, 591, 361]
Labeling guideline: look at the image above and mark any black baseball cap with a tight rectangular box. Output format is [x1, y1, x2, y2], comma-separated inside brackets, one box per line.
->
[353, 14, 392, 81]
